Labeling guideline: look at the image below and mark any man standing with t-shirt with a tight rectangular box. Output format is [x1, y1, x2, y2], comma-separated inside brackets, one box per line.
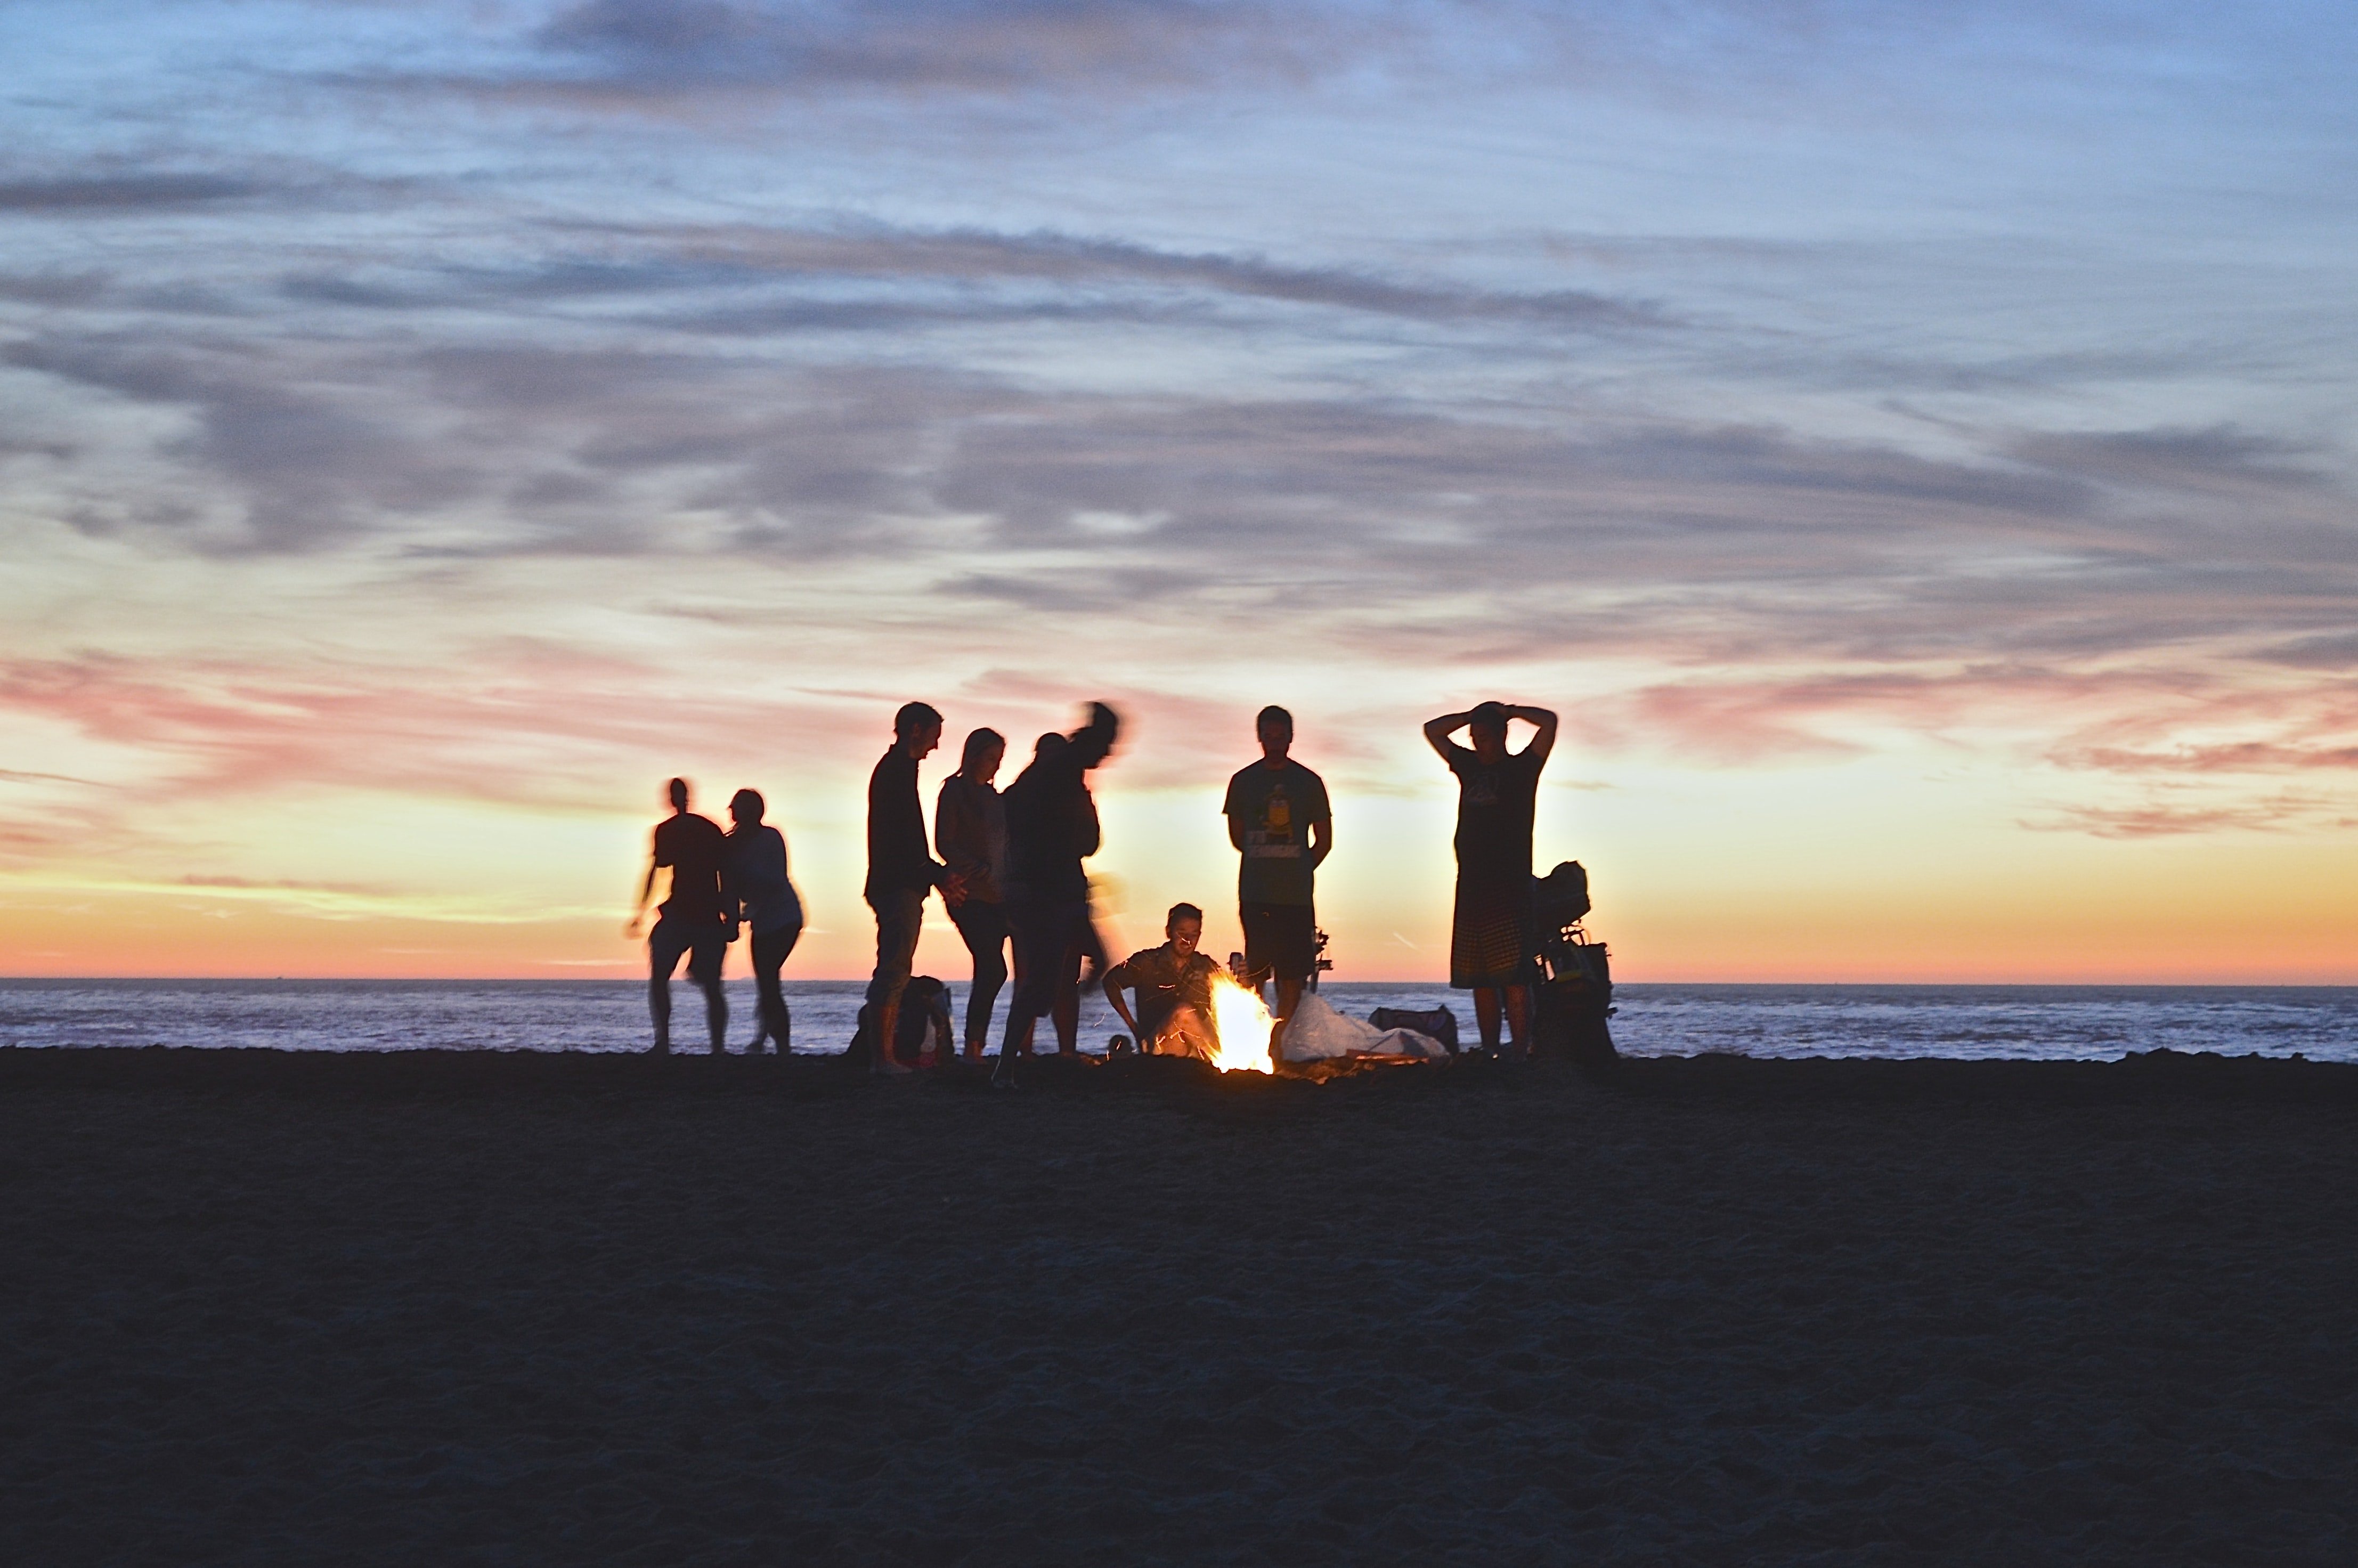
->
[1223, 705, 1331, 1065]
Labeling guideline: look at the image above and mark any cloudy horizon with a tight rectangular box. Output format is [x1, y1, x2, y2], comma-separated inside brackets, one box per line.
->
[5, 1, 2356, 982]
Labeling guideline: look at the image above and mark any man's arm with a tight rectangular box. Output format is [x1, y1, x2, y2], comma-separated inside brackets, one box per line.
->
[1423, 711, 1471, 761]
[1100, 963, 1141, 1040]
[1307, 815, 1331, 870]
[1514, 705, 1559, 765]
[625, 857, 658, 937]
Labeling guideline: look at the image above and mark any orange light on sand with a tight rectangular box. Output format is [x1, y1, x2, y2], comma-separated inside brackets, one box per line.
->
[1206, 973, 1276, 1075]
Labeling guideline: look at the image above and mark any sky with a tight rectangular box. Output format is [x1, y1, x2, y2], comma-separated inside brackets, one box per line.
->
[3, 0, 2356, 983]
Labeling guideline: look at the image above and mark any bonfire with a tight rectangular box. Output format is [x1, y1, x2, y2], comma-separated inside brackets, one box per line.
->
[1204, 972, 1276, 1075]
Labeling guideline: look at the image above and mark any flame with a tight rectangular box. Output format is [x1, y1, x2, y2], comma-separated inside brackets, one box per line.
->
[1206, 972, 1277, 1075]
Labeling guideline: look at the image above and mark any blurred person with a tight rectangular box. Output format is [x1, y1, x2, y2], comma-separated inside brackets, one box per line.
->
[936, 727, 1012, 1060]
[1223, 705, 1331, 1067]
[1422, 701, 1558, 1057]
[726, 787, 803, 1055]
[864, 702, 962, 1076]
[1102, 903, 1221, 1061]
[994, 703, 1121, 1088]
[627, 777, 735, 1055]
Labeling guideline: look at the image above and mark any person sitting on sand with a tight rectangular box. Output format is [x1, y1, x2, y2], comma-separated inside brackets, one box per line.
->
[627, 777, 736, 1055]
[1102, 903, 1222, 1061]
[1423, 701, 1557, 1059]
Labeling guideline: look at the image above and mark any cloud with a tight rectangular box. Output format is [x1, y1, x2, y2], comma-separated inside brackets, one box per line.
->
[2012, 425, 2334, 495]
[529, 0, 1356, 98]
[0, 174, 264, 213]
[640, 223, 1668, 332]
[2022, 793, 2334, 839]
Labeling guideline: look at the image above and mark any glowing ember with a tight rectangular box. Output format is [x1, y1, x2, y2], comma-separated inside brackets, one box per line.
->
[1206, 973, 1276, 1074]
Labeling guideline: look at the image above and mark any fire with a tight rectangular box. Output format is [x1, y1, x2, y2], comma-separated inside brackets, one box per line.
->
[1206, 973, 1276, 1075]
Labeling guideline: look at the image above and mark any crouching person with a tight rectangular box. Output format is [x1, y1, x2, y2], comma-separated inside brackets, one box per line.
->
[1103, 903, 1222, 1061]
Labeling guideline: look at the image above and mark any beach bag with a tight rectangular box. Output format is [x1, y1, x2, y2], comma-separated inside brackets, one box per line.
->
[1370, 1005, 1460, 1054]
[1532, 861, 1591, 932]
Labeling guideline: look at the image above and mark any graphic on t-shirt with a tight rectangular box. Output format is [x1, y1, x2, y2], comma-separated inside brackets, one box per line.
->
[1252, 784, 1298, 856]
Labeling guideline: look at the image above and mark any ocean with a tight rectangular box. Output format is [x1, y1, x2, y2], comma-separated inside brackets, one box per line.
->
[5, 978, 2358, 1061]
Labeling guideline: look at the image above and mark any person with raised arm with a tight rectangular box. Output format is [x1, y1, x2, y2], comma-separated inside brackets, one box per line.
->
[1222, 705, 1331, 1066]
[627, 777, 736, 1055]
[725, 787, 803, 1055]
[936, 727, 1012, 1060]
[1423, 701, 1558, 1059]
[993, 702, 1120, 1088]
[864, 702, 963, 1076]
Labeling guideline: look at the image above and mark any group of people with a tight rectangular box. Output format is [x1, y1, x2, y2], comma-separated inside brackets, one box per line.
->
[627, 697, 1558, 1078]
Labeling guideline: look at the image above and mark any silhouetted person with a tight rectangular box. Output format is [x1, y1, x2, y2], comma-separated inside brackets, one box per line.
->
[1103, 903, 1221, 1060]
[1224, 704, 1330, 1066]
[937, 727, 1011, 1060]
[627, 777, 735, 1054]
[865, 702, 962, 1076]
[1424, 701, 1558, 1057]
[994, 703, 1120, 1088]
[727, 787, 803, 1054]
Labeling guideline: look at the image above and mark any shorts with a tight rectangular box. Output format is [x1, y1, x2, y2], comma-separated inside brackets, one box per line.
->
[1240, 901, 1317, 984]
[649, 917, 728, 985]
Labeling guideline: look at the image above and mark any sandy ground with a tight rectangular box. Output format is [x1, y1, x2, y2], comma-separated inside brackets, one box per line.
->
[3, 1047, 2354, 1566]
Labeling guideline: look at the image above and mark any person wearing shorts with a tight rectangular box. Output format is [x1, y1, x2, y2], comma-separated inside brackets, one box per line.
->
[1223, 705, 1330, 1066]
[628, 777, 735, 1054]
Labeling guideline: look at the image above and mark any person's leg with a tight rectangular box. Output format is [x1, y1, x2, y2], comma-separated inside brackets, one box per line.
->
[863, 892, 904, 1070]
[1502, 984, 1531, 1057]
[996, 898, 1070, 1080]
[647, 921, 688, 1053]
[865, 890, 923, 1075]
[689, 935, 728, 1053]
[1051, 936, 1081, 1053]
[953, 900, 1009, 1058]
[1272, 974, 1305, 1065]
[749, 927, 794, 1052]
[1473, 987, 1503, 1050]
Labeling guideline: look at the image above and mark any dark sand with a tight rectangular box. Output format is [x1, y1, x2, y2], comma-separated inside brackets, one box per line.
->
[4, 1048, 2355, 1566]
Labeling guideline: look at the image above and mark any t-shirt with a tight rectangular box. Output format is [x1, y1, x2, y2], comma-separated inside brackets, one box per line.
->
[1110, 942, 1220, 1042]
[1445, 744, 1544, 887]
[653, 811, 730, 927]
[1222, 759, 1330, 906]
[865, 748, 945, 901]
[725, 824, 803, 936]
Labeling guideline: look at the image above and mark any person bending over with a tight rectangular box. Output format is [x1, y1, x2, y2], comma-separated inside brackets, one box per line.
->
[1223, 705, 1330, 1067]
[1422, 701, 1557, 1058]
[1103, 903, 1222, 1061]
[864, 702, 963, 1076]
[627, 777, 735, 1054]
[994, 703, 1120, 1087]
[726, 787, 803, 1054]
[937, 727, 1011, 1060]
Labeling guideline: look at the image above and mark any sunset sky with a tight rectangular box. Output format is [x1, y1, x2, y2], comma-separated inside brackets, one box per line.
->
[4, 1, 2356, 983]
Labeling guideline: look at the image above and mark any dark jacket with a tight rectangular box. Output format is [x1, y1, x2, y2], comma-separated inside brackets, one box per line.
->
[1002, 740, 1095, 904]
[865, 748, 948, 902]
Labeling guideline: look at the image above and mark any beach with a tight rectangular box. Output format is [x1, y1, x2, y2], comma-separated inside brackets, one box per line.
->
[4, 1048, 2354, 1565]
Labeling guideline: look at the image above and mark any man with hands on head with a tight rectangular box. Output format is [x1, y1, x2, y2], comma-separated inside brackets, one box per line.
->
[1424, 701, 1558, 1059]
